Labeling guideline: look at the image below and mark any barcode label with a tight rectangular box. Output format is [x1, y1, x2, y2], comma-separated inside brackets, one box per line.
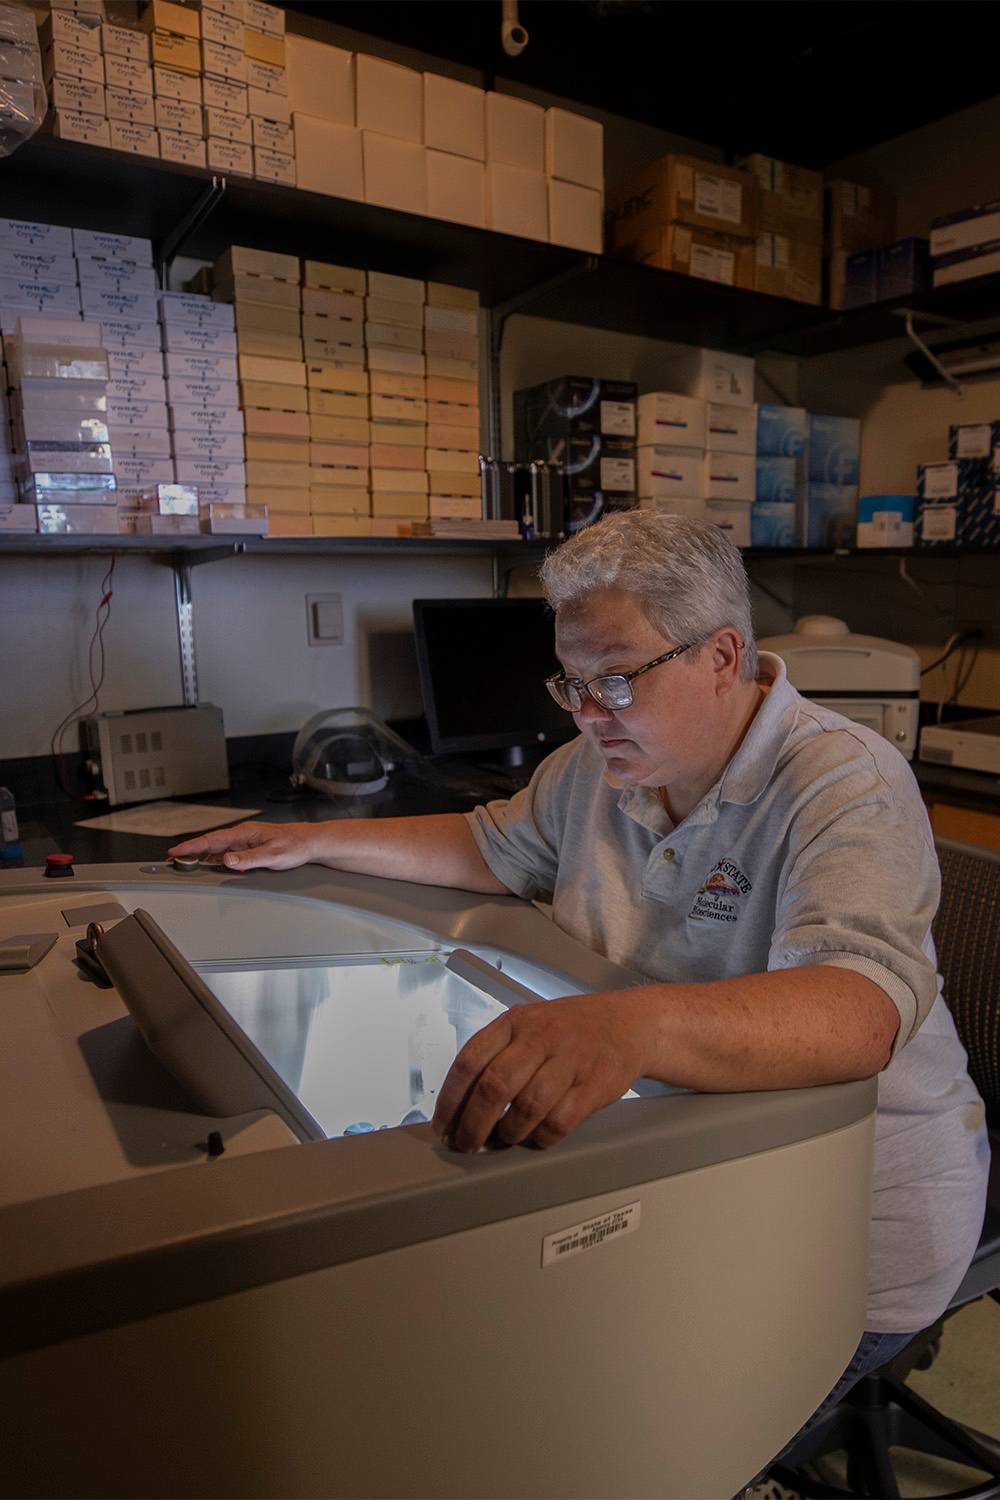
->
[541, 1202, 640, 1268]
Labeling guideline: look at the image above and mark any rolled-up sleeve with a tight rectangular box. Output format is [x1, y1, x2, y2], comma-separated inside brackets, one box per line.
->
[768, 784, 941, 1060]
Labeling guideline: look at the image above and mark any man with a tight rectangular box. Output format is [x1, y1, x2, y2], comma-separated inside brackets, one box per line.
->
[172, 511, 988, 1452]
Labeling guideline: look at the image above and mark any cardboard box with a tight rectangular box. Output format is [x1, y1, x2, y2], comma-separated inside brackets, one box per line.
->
[201, 39, 247, 83]
[238, 352, 305, 386]
[310, 487, 369, 515]
[706, 402, 756, 455]
[253, 147, 295, 185]
[757, 404, 807, 457]
[547, 179, 602, 254]
[424, 304, 475, 334]
[248, 86, 290, 123]
[931, 201, 1000, 259]
[202, 75, 246, 112]
[425, 446, 478, 474]
[41, 6, 101, 51]
[657, 347, 755, 408]
[740, 155, 822, 244]
[245, 29, 284, 66]
[753, 234, 822, 304]
[545, 108, 603, 190]
[362, 133, 427, 216]
[636, 392, 705, 448]
[367, 345, 425, 377]
[751, 500, 797, 547]
[139, 1, 200, 39]
[204, 105, 251, 143]
[426, 151, 486, 229]
[856, 494, 916, 549]
[103, 22, 151, 62]
[636, 444, 703, 499]
[47, 75, 105, 116]
[246, 0, 284, 35]
[246, 58, 286, 95]
[371, 467, 428, 493]
[424, 74, 484, 160]
[826, 180, 896, 253]
[154, 64, 202, 104]
[153, 93, 202, 135]
[355, 54, 422, 142]
[244, 435, 309, 463]
[932, 240, 1000, 288]
[309, 415, 370, 443]
[267, 511, 313, 534]
[252, 116, 292, 153]
[485, 162, 548, 241]
[426, 281, 479, 311]
[46, 109, 111, 147]
[366, 320, 423, 352]
[242, 406, 309, 439]
[286, 35, 354, 124]
[609, 154, 756, 241]
[235, 302, 301, 335]
[622, 224, 753, 289]
[201, 7, 245, 48]
[877, 238, 930, 300]
[805, 482, 858, 548]
[808, 413, 860, 485]
[305, 261, 366, 295]
[366, 295, 421, 328]
[306, 361, 368, 393]
[755, 455, 796, 503]
[423, 329, 477, 361]
[151, 32, 201, 76]
[108, 119, 159, 156]
[949, 420, 1000, 460]
[237, 329, 302, 360]
[206, 136, 253, 176]
[705, 450, 754, 501]
[370, 393, 425, 422]
[484, 91, 544, 172]
[368, 270, 424, 304]
[44, 39, 105, 86]
[293, 116, 363, 199]
[370, 369, 425, 400]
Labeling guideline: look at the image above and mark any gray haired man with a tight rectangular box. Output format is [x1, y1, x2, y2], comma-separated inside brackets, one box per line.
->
[172, 511, 988, 1459]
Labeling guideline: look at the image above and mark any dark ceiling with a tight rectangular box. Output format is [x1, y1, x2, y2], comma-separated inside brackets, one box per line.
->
[284, 1, 996, 170]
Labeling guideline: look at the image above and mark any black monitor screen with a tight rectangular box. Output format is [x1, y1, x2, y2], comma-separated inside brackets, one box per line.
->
[413, 598, 576, 756]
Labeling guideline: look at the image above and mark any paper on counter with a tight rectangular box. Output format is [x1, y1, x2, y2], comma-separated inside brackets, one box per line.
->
[76, 801, 261, 837]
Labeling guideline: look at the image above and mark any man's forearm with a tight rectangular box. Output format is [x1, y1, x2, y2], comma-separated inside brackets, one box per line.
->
[627, 966, 901, 1092]
[312, 812, 510, 895]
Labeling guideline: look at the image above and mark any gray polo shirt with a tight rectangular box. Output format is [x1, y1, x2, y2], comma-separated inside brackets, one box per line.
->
[466, 652, 989, 1332]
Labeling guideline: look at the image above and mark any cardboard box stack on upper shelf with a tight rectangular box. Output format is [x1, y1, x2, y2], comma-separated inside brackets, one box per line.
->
[514, 374, 638, 534]
[740, 155, 822, 305]
[40, 0, 110, 147]
[607, 153, 757, 290]
[825, 179, 911, 309]
[915, 419, 1000, 550]
[929, 203, 1000, 287]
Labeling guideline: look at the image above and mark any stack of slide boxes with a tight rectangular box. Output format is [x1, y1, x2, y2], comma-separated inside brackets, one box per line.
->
[42, 3, 111, 149]
[742, 155, 822, 305]
[304, 258, 369, 537]
[636, 349, 755, 544]
[243, 0, 294, 184]
[515, 376, 638, 534]
[608, 156, 757, 289]
[916, 421, 1000, 549]
[287, 39, 602, 251]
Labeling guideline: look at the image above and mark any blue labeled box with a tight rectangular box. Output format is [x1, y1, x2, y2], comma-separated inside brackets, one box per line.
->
[808, 413, 860, 485]
[916, 458, 1000, 548]
[843, 249, 878, 308]
[877, 238, 930, 300]
[947, 420, 1000, 460]
[751, 501, 797, 547]
[805, 483, 858, 547]
[755, 455, 797, 503]
[856, 494, 916, 548]
[756, 403, 808, 457]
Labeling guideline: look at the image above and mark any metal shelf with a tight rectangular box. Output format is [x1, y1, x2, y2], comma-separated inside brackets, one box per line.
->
[0, 534, 544, 560]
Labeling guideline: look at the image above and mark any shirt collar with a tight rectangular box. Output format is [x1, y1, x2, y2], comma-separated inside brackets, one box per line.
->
[717, 651, 801, 806]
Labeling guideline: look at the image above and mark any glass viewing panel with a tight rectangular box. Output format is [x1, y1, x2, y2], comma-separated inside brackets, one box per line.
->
[197, 950, 511, 1140]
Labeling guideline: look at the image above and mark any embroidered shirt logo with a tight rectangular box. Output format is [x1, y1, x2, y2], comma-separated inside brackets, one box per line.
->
[689, 857, 752, 924]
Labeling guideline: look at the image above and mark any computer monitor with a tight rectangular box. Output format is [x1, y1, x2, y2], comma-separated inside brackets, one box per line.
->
[412, 598, 576, 764]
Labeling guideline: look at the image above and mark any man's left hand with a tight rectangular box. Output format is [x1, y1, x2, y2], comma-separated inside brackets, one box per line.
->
[431, 992, 647, 1153]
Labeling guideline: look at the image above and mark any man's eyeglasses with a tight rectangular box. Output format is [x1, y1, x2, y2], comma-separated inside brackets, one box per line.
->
[545, 642, 693, 713]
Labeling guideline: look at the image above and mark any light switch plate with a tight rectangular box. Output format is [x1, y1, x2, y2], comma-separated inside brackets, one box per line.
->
[306, 593, 344, 646]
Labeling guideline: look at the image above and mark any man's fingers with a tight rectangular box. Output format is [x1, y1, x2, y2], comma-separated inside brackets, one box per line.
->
[168, 821, 266, 858]
[530, 1083, 596, 1150]
[496, 1057, 575, 1147]
[431, 1013, 516, 1147]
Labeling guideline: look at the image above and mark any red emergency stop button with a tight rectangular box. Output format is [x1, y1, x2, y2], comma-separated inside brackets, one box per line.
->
[45, 853, 75, 878]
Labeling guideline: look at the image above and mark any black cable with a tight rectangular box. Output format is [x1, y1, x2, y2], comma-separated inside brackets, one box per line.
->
[920, 627, 981, 678]
[49, 556, 116, 794]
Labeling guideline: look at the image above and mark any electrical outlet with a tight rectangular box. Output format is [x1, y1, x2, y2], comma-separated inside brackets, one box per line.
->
[306, 593, 344, 646]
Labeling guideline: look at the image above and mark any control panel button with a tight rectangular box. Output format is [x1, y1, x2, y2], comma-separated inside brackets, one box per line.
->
[44, 853, 75, 879]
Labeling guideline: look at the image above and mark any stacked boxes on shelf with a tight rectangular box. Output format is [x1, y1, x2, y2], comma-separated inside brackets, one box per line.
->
[366, 269, 426, 534]
[198, 0, 248, 176]
[914, 419, 1000, 550]
[607, 155, 757, 289]
[41, 2, 110, 147]
[77, 228, 168, 527]
[515, 374, 637, 535]
[805, 413, 860, 546]
[634, 349, 756, 545]
[825, 180, 899, 309]
[740, 155, 822, 305]
[753, 404, 806, 547]
[425, 282, 481, 521]
[305, 259, 370, 536]
[244, 0, 293, 183]
[148, 0, 203, 168]
[929, 203, 1000, 288]
[6, 314, 117, 534]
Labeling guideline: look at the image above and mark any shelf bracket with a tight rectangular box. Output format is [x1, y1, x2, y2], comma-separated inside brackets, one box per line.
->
[485, 256, 599, 456]
[899, 307, 965, 394]
[155, 175, 227, 290]
[172, 555, 198, 707]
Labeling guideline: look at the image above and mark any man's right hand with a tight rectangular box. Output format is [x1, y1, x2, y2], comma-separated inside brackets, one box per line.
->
[167, 821, 321, 872]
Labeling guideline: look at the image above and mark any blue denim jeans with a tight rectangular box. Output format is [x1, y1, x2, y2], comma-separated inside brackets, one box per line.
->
[739, 1328, 918, 1495]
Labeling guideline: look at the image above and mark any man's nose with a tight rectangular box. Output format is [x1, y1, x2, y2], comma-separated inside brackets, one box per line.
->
[575, 692, 614, 724]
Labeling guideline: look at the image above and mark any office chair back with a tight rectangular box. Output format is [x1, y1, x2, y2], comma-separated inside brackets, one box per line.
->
[933, 837, 1000, 1121]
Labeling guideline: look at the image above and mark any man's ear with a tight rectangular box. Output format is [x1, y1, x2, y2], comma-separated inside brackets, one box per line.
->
[711, 628, 744, 689]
